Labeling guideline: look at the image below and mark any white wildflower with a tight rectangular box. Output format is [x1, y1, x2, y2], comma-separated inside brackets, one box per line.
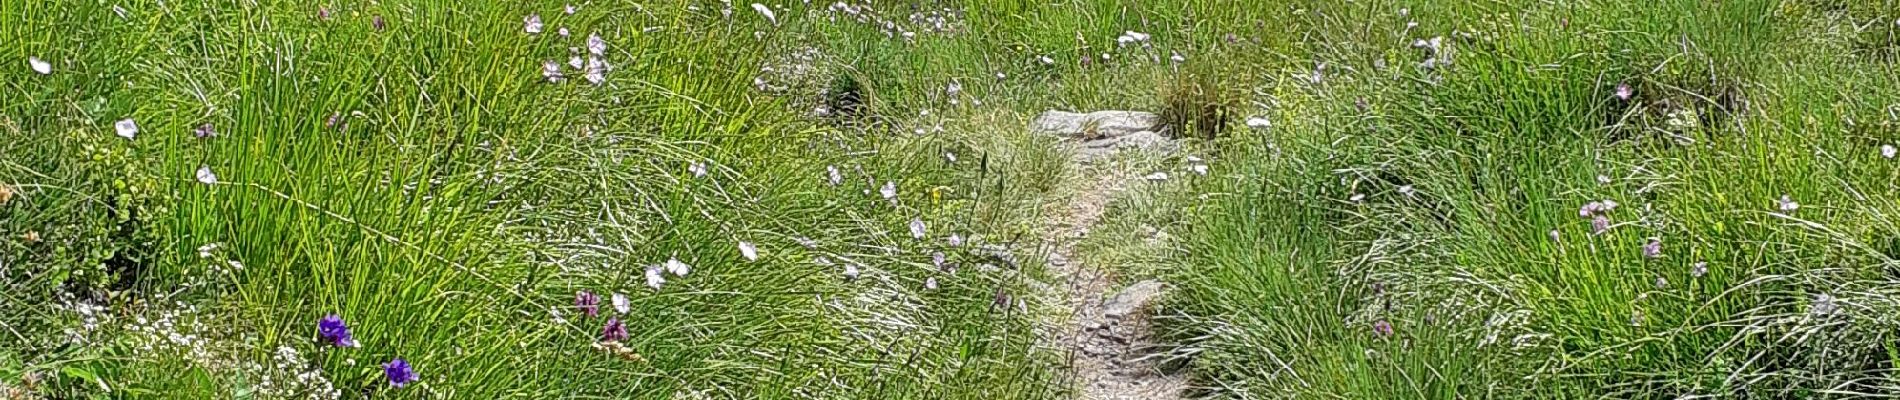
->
[542, 61, 565, 82]
[645, 265, 666, 290]
[195, 165, 218, 185]
[843, 263, 860, 280]
[611, 293, 629, 314]
[738, 241, 759, 261]
[524, 14, 543, 33]
[29, 57, 51, 75]
[115, 118, 138, 139]
[925, 277, 939, 290]
[827, 165, 842, 186]
[665, 257, 691, 277]
[909, 218, 926, 239]
[880, 181, 897, 200]
[587, 33, 606, 56]
[1883, 144, 1895, 159]
[583, 56, 607, 85]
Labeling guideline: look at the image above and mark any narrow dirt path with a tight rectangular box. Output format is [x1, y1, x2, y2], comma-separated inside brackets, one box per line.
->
[1031, 111, 1187, 399]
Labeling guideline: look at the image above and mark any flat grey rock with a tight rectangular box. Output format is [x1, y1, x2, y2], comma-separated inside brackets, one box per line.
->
[1032, 110, 1160, 139]
[1102, 280, 1165, 320]
[1076, 131, 1177, 160]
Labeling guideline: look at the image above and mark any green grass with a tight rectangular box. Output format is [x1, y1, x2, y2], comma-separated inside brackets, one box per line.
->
[10, 0, 1897, 399]
[0, 1, 1114, 398]
[1142, 0, 1900, 398]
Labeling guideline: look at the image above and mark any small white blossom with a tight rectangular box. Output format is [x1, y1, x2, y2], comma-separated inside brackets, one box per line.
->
[909, 219, 926, 239]
[583, 56, 607, 85]
[925, 277, 939, 290]
[611, 293, 629, 314]
[542, 61, 565, 82]
[1883, 144, 1897, 159]
[524, 14, 543, 33]
[827, 165, 842, 186]
[115, 118, 138, 139]
[880, 181, 897, 200]
[843, 263, 860, 280]
[690, 161, 709, 177]
[195, 165, 218, 185]
[29, 57, 51, 75]
[738, 241, 759, 261]
[645, 265, 666, 290]
[665, 257, 691, 277]
[587, 33, 606, 56]
[1777, 195, 1799, 212]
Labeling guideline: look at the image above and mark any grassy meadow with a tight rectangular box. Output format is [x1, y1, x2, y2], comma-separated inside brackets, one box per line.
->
[5, 0, 1900, 399]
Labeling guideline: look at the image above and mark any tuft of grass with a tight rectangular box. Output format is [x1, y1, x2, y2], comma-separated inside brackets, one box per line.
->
[1157, 69, 1242, 141]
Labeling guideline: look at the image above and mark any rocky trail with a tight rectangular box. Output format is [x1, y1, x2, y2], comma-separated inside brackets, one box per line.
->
[1030, 110, 1186, 400]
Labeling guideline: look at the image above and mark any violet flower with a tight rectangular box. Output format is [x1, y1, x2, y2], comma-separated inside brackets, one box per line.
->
[383, 358, 417, 388]
[317, 314, 358, 348]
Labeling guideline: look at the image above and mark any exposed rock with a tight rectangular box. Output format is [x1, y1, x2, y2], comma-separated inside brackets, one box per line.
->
[1102, 280, 1165, 320]
[1077, 131, 1177, 160]
[1031, 110, 1160, 139]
